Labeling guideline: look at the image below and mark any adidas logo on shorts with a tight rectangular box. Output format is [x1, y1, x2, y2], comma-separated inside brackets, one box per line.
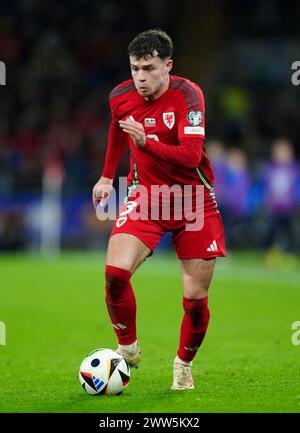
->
[207, 240, 218, 252]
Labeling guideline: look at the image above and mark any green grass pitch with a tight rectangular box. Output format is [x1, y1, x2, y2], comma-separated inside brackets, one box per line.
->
[0, 251, 299, 413]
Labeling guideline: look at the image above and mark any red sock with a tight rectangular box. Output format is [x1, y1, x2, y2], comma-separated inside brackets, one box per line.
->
[177, 296, 210, 362]
[105, 265, 137, 345]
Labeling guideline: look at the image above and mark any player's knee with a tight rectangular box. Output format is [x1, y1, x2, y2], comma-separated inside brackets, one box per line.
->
[105, 265, 132, 299]
[184, 285, 209, 300]
[183, 297, 210, 330]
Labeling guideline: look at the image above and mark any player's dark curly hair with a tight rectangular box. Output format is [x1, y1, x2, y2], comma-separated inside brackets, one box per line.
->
[127, 29, 173, 60]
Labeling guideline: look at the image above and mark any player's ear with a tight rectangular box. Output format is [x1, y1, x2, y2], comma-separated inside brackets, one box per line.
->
[166, 58, 173, 72]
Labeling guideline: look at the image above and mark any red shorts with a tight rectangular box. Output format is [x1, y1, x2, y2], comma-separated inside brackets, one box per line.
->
[110, 199, 226, 260]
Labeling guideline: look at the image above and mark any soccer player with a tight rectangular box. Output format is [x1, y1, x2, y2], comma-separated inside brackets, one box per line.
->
[92, 29, 226, 390]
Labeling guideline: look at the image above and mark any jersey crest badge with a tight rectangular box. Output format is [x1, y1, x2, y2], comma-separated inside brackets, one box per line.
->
[187, 110, 202, 126]
[163, 112, 175, 129]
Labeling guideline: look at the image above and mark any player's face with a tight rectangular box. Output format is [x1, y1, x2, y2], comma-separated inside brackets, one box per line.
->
[130, 54, 173, 100]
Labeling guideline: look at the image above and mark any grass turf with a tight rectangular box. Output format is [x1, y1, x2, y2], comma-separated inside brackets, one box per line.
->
[0, 251, 299, 413]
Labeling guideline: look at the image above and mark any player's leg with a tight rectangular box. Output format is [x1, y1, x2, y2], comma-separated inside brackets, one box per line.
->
[180, 257, 215, 362]
[106, 232, 151, 273]
[105, 233, 151, 367]
[171, 258, 215, 390]
[171, 212, 226, 389]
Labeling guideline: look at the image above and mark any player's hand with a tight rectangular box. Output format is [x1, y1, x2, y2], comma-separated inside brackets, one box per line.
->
[119, 116, 146, 149]
[92, 176, 113, 209]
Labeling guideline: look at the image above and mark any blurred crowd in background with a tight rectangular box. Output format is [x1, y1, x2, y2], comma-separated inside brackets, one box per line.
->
[0, 0, 299, 256]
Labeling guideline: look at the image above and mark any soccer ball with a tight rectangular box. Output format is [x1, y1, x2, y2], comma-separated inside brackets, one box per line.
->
[79, 348, 130, 396]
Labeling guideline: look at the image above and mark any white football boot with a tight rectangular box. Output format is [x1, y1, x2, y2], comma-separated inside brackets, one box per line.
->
[171, 356, 194, 390]
[117, 341, 141, 369]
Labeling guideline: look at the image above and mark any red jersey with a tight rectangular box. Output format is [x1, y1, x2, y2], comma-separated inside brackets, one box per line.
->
[102, 75, 217, 214]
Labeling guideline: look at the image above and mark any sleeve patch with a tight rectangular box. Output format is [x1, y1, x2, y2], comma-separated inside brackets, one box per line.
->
[187, 110, 202, 126]
[184, 126, 205, 135]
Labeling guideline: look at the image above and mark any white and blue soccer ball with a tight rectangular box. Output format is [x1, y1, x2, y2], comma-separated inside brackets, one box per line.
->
[79, 348, 130, 396]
